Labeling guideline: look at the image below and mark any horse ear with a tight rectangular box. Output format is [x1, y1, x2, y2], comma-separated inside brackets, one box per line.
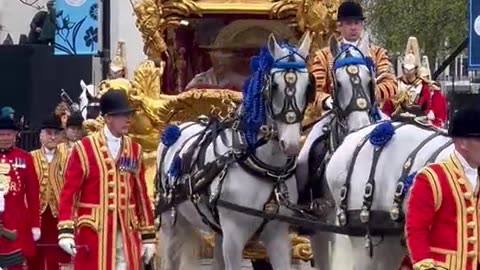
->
[85, 89, 93, 100]
[297, 31, 312, 58]
[80, 80, 87, 90]
[329, 36, 340, 57]
[268, 33, 282, 58]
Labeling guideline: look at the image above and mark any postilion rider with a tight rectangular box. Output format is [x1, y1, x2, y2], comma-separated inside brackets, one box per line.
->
[30, 114, 71, 270]
[0, 115, 40, 270]
[382, 37, 447, 127]
[57, 89, 156, 270]
[311, 0, 397, 112]
[405, 108, 480, 270]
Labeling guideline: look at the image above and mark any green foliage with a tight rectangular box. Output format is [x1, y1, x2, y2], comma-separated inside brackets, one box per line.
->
[365, 0, 467, 61]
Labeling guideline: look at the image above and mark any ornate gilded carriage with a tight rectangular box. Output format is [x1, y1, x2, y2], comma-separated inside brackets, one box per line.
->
[86, 0, 342, 264]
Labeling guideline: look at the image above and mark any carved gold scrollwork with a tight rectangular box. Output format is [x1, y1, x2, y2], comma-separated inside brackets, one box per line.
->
[130, 0, 201, 62]
[271, 0, 340, 50]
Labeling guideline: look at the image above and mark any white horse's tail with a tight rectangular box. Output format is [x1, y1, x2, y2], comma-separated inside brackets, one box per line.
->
[159, 210, 201, 270]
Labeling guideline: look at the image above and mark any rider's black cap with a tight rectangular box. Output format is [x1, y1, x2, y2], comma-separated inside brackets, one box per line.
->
[337, 1, 365, 21]
[66, 112, 84, 128]
[448, 108, 480, 138]
[100, 89, 135, 116]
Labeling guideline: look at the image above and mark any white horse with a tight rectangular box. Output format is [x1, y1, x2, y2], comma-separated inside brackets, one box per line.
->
[78, 80, 99, 119]
[296, 36, 380, 270]
[156, 32, 313, 270]
[326, 121, 453, 270]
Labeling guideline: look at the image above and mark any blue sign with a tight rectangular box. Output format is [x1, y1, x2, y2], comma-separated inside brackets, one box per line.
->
[54, 0, 98, 55]
[469, 0, 480, 70]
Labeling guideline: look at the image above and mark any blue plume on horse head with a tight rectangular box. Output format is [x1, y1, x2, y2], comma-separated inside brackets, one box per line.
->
[240, 45, 274, 148]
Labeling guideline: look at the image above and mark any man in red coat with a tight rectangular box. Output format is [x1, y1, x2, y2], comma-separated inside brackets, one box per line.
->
[405, 108, 480, 270]
[382, 37, 447, 127]
[57, 89, 156, 270]
[29, 114, 71, 270]
[0, 115, 40, 269]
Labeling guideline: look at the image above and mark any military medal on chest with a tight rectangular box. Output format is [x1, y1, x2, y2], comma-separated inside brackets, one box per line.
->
[0, 161, 11, 194]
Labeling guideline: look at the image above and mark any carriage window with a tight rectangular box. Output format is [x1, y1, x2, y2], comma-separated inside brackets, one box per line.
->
[164, 18, 298, 93]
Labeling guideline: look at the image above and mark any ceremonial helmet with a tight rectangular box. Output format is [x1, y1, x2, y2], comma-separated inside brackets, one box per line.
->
[402, 36, 421, 72]
[110, 41, 127, 75]
[418, 56, 431, 80]
[337, 1, 365, 21]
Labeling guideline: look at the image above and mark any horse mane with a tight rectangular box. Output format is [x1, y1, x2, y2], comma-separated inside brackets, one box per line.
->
[240, 46, 274, 147]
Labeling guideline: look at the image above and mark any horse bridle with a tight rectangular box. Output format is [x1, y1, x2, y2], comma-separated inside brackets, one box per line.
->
[331, 44, 376, 122]
[264, 49, 315, 128]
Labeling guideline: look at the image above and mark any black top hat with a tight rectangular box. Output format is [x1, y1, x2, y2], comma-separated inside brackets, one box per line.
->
[0, 116, 19, 131]
[337, 1, 365, 21]
[448, 108, 480, 138]
[41, 113, 63, 130]
[100, 89, 135, 116]
[66, 112, 84, 128]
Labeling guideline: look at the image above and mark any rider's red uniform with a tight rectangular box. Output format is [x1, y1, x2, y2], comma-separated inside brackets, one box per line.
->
[382, 77, 447, 127]
[405, 154, 480, 270]
[0, 148, 40, 269]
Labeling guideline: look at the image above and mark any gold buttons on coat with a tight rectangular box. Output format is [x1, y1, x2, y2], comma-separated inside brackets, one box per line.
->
[105, 158, 113, 164]
[467, 207, 475, 214]
[468, 222, 476, 229]
[108, 204, 115, 211]
[464, 192, 473, 200]
[108, 193, 115, 199]
[468, 237, 477, 244]
[458, 178, 466, 185]
[108, 170, 115, 175]
[467, 251, 476, 258]
[100, 146, 108, 153]
[108, 182, 115, 188]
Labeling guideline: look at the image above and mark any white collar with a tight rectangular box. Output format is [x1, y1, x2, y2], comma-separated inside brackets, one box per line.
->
[341, 38, 359, 46]
[43, 147, 55, 155]
[104, 126, 121, 142]
[454, 150, 477, 176]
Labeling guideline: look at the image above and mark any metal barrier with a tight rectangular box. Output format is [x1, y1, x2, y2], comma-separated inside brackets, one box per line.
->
[17, 129, 40, 151]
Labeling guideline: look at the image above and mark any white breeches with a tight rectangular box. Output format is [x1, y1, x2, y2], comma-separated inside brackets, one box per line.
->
[115, 229, 127, 270]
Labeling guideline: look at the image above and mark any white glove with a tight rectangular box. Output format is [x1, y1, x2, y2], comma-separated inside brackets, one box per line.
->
[0, 192, 5, 212]
[142, 243, 156, 263]
[427, 110, 435, 120]
[32, 227, 41, 241]
[59, 238, 76, 256]
[322, 96, 333, 110]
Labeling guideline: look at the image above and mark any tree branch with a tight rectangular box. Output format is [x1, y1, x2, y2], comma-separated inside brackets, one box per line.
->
[18, 0, 43, 10]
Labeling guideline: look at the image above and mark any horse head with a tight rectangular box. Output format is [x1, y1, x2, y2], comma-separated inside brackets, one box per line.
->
[330, 34, 377, 132]
[79, 80, 101, 119]
[240, 31, 313, 157]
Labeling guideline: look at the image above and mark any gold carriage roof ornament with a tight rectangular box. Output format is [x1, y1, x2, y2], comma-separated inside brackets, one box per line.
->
[403, 36, 421, 70]
[200, 19, 297, 50]
[110, 41, 127, 73]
